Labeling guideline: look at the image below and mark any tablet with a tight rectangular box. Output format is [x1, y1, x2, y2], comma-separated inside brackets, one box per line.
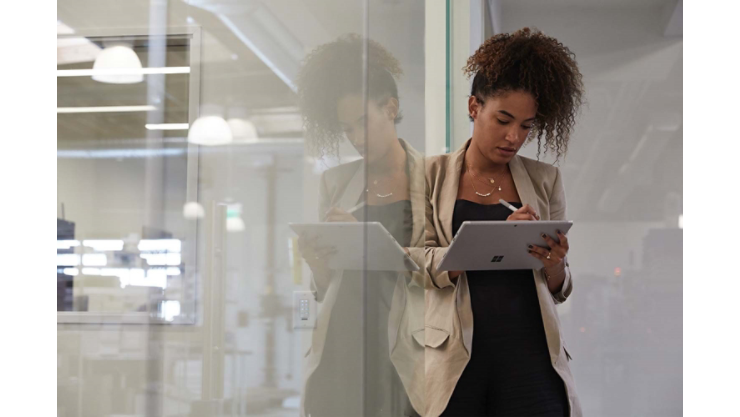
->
[437, 220, 573, 271]
[289, 222, 420, 272]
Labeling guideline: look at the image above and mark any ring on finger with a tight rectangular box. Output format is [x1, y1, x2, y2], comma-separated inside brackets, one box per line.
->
[546, 252, 551, 260]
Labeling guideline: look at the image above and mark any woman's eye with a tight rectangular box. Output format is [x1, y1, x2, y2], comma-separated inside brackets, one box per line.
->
[523, 125, 534, 130]
[496, 119, 509, 125]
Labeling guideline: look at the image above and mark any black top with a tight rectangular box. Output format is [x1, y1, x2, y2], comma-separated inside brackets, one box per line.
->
[306, 199, 414, 417]
[452, 200, 543, 336]
[442, 199, 568, 416]
[360, 199, 413, 248]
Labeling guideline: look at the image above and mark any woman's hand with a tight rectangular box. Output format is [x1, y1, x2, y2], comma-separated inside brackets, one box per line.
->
[527, 230, 569, 269]
[506, 204, 540, 221]
[297, 232, 337, 280]
[324, 207, 358, 222]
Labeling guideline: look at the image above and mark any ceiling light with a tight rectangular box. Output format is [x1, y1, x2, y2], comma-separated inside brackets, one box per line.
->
[57, 105, 156, 114]
[83, 240, 124, 251]
[188, 115, 233, 146]
[183, 202, 205, 219]
[227, 118, 258, 143]
[91, 45, 145, 84]
[57, 67, 190, 77]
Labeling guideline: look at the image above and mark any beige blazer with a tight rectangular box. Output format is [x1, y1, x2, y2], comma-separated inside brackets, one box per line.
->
[417, 139, 581, 417]
[301, 138, 427, 416]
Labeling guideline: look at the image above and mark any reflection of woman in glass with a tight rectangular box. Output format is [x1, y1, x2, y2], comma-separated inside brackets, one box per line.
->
[296, 35, 424, 417]
[424, 28, 584, 416]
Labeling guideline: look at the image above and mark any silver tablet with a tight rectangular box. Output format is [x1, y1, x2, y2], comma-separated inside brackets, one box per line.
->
[437, 220, 573, 271]
[289, 222, 420, 272]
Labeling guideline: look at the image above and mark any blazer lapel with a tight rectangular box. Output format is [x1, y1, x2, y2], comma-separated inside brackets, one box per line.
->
[438, 142, 467, 243]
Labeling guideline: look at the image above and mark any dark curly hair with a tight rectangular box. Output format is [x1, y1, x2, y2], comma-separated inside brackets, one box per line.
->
[296, 34, 403, 158]
[465, 27, 584, 161]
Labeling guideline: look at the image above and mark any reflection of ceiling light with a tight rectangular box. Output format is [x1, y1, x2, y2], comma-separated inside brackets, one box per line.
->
[227, 217, 246, 232]
[63, 268, 79, 276]
[226, 203, 245, 232]
[82, 254, 107, 266]
[57, 21, 75, 35]
[146, 123, 189, 131]
[227, 118, 258, 143]
[166, 267, 181, 276]
[57, 240, 80, 250]
[183, 202, 205, 219]
[138, 239, 182, 252]
[188, 115, 233, 146]
[92, 45, 144, 84]
[83, 240, 124, 251]
[162, 300, 181, 321]
[678, 214, 683, 229]
[57, 254, 81, 266]
[57, 105, 156, 114]
[57, 67, 190, 77]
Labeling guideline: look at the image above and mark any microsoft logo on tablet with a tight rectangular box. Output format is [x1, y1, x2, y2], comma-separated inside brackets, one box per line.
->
[491, 256, 504, 263]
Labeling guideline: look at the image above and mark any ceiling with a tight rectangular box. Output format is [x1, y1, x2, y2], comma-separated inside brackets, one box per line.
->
[57, 0, 682, 223]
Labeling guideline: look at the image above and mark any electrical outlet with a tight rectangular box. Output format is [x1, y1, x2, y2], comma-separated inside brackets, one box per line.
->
[293, 291, 316, 330]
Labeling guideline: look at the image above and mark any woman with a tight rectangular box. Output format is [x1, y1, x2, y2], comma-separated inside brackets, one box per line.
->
[296, 35, 425, 417]
[423, 28, 584, 416]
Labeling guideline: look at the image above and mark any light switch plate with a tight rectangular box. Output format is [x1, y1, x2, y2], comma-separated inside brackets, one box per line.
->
[293, 291, 316, 329]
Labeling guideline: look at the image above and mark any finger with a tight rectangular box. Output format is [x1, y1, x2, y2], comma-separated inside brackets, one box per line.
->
[528, 247, 546, 262]
[540, 233, 559, 249]
[530, 243, 562, 264]
[509, 213, 536, 221]
[520, 204, 537, 218]
[528, 244, 549, 257]
[528, 246, 558, 265]
[556, 229, 569, 251]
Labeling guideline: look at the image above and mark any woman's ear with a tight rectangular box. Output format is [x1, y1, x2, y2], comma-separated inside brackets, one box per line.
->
[468, 95, 479, 120]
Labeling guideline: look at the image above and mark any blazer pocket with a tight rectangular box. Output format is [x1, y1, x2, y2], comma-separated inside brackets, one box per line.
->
[412, 326, 450, 348]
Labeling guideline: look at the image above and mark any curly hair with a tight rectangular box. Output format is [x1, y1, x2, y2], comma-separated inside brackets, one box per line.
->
[464, 27, 584, 161]
[296, 34, 403, 159]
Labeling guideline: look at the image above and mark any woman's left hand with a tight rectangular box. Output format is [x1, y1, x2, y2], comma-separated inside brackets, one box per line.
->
[528, 230, 569, 269]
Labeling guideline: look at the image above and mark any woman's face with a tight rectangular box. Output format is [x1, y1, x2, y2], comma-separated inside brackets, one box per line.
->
[337, 94, 398, 164]
[469, 90, 537, 164]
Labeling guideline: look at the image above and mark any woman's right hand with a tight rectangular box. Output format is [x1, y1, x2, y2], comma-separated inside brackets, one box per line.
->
[297, 233, 337, 278]
[506, 204, 540, 221]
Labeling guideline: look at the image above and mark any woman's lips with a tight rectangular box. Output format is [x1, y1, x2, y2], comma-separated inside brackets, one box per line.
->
[497, 147, 516, 156]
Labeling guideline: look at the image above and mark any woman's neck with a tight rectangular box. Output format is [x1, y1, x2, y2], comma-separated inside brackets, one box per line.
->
[368, 137, 406, 175]
[464, 140, 507, 175]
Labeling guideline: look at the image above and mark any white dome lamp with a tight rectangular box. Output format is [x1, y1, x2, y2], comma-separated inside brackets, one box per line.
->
[92, 44, 144, 84]
[182, 201, 205, 220]
[227, 108, 259, 143]
[188, 104, 233, 146]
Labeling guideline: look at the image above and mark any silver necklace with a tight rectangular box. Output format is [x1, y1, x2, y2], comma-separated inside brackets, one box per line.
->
[467, 164, 504, 197]
[366, 178, 393, 198]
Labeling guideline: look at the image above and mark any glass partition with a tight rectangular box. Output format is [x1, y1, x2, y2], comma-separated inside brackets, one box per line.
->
[57, 0, 429, 416]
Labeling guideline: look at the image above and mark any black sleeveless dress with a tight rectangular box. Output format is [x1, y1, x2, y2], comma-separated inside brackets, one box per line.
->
[441, 200, 568, 417]
[305, 200, 414, 417]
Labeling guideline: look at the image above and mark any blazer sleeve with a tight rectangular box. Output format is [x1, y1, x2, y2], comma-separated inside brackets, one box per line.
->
[309, 172, 341, 303]
[547, 167, 573, 304]
[421, 176, 457, 290]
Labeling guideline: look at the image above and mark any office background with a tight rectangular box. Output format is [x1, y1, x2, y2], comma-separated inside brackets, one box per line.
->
[56, 1, 682, 416]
